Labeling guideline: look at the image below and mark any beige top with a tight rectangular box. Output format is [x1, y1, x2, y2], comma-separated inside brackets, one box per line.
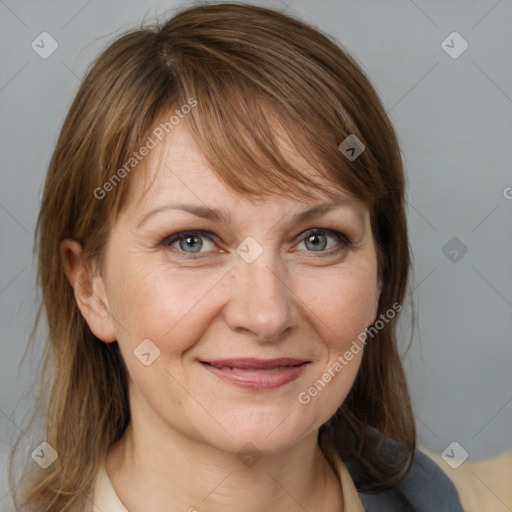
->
[419, 445, 512, 512]
[92, 451, 365, 512]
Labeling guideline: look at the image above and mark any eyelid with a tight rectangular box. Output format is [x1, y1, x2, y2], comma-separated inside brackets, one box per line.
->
[295, 228, 352, 247]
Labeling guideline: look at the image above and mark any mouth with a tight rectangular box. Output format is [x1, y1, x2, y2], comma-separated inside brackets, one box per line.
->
[199, 358, 310, 390]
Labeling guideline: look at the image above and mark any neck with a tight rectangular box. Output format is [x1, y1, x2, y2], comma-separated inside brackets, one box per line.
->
[105, 421, 343, 512]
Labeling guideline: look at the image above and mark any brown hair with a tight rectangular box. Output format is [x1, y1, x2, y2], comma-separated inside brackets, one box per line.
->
[9, 3, 415, 510]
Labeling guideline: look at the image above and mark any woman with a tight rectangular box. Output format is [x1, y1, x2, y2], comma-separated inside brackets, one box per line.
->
[9, 3, 463, 511]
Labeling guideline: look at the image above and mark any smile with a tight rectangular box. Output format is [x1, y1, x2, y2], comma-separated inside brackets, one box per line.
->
[199, 358, 310, 390]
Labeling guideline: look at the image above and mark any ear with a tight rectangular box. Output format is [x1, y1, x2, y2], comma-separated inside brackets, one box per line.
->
[60, 239, 117, 343]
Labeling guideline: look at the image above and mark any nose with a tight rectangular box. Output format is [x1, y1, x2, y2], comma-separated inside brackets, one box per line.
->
[223, 250, 298, 342]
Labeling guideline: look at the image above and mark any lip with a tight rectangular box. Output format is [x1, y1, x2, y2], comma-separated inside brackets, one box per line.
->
[199, 358, 310, 390]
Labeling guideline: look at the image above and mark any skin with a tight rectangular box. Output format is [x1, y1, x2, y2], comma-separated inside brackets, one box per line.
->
[61, 119, 382, 512]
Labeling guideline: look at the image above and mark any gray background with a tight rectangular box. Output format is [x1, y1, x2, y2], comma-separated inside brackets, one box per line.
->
[1, 0, 511, 508]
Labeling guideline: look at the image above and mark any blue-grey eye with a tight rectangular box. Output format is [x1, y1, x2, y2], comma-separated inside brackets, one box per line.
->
[164, 228, 350, 257]
[300, 230, 346, 252]
[165, 231, 216, 254]
[304, 232, 327, 251]
[178, 234, 203, 252]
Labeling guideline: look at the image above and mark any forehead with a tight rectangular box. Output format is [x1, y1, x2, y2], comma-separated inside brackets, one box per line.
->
[123, 116, 367, 220]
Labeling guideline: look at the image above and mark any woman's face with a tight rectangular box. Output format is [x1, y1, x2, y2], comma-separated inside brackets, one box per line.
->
[87, 119, 381, 455]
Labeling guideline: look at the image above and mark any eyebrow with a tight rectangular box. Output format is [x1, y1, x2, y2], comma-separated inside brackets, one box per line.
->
[136, 200, 356, 228]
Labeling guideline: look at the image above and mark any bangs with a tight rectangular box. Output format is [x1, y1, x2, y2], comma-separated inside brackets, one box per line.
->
[185, 82, 351, 203]
[180, 64, 381, 206]
[119, 79, 376, 220]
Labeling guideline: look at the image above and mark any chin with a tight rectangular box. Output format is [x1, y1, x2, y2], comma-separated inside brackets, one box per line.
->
[194, 409, 320, 457]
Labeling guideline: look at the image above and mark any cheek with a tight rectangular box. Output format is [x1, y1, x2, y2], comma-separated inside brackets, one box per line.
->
[108, 260, 222, 354]
[296, 264, 378, 348]
[294, 269, 372, 419]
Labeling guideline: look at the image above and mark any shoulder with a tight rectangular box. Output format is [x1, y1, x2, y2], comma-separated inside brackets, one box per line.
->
[356, 448, 464, 512]
[397, 449, 464, 510]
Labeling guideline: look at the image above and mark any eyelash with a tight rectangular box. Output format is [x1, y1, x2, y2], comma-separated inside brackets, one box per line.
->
[161, 229, 352, 259]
